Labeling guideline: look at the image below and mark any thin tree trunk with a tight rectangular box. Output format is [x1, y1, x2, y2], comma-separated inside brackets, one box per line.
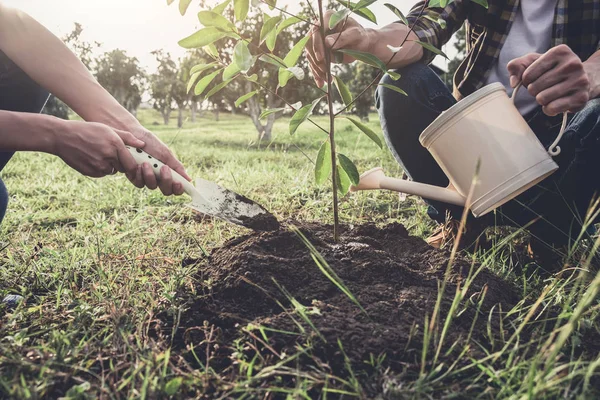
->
[214, 108, 219, 122]
[190, 101, 197, 122]
[163, 111, 170, 125]
[177, 108, 184, 128]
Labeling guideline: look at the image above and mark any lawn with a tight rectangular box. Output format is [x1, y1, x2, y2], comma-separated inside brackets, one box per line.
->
[1, 109, 599, 399]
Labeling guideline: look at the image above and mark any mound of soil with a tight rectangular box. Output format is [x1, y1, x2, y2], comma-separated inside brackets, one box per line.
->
[163, 223, 522, 378]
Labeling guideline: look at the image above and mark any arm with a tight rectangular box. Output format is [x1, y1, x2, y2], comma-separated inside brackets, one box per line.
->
[507, 46, 600, 116]
[306, 1, 468, 87]
[0, 4, 188, 194]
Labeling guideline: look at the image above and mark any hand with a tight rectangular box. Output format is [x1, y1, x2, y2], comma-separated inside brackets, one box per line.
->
[306, 10, 374, 87]
[507, 45, 591, 116]
[122, 125, 189, 196]
[55, 121, 144, 178]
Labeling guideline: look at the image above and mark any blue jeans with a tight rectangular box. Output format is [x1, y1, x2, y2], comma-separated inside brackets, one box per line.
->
[0, 51, 50, 224]
[377, 63, 600, 247]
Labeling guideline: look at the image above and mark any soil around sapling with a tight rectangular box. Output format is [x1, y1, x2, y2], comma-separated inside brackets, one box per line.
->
[158, 222, 524, 394]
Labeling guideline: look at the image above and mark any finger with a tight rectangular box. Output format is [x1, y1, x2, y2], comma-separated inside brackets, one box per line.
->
[543, 91, 589, 116]
[114, 129, 146, 148]
[115, 143, 140, 175]
[534, 80, 576, 107]
[141, 162, 158, 190]
[526, 69, 567, 98]
[507, 53, 541, 88]
[158, 165, 174, 196]
[326, 28, 362, 51]
[305, 48, 326, 86]
[313, 25, 325, 62]
[173, 182, 184, 196]
[129, 166, 144, 189]
[522, 54, 558, 88]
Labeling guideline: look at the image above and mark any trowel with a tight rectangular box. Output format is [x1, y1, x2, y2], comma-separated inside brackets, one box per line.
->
[126, 146, 280, 231]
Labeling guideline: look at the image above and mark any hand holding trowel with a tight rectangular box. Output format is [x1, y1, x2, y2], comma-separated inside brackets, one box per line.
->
[126, 146, 279, 231]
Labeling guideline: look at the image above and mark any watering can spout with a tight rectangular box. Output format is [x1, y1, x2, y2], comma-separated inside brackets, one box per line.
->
[351, 168, 466, 207]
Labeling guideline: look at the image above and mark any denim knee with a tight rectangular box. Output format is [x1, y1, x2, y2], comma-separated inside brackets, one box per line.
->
[0, 179, 8, 225]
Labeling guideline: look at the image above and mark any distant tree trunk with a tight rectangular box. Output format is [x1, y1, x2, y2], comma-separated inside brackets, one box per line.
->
[214, 108, 219, 122]
[190, 101, 197, 122]
[162, 111, 170, 125]
[177, 108, 184, 128]
[246, 82, 279, 142]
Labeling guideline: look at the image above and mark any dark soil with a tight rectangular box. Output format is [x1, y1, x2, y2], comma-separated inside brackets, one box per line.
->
[159, 222, 523, 394]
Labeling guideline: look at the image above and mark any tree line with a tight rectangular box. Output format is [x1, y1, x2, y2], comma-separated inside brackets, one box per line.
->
[46, 11, 465, 141]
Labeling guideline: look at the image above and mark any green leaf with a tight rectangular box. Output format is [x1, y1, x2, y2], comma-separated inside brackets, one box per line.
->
[277, 16, 302, 34]
[212, 0, 231, 14]
[336, 165, 352, 195]
[387, 70, 401, 81]
[260, 16, 282, 43]
[338, 154, 360, 185]
[179, 0, 192, 15]
[259, 54, 287, 68]
[278, 68, 294, 88]
[344, 117, 383, 149]
[164, 377, 182, 396]
[179, 27, 237, 49]
[333, 76, 352, 107]
[263, 0, 277, 9]
[265, 28, 278, 51]
[223, 62, 241, 80]
[315, 140, 332, 185]
[260, 108, 285, 119]
[246, 73, 258, 82]
[384, 3, 408, 25]
[283, 36, 310, 67]
[194, 70, 221, 96]
[233, 0, 249, 21]
[187, 71, 201, 94]
[205, 78, 234, 98]
[233, 41, 253, 72]
[412, 40, 449, 59]
[379, 83, 408, 96]
[204, 43, 219, 58]
[190, 63, 217, 75]
[167, 0, 175, 5]
[337, 49, 388, 71]
[289, 98, 321, 135]
[235, 91, 258, 107]
[334, 0, 377, 24]
[329, 9, 351, 30]
[197, 11, 234, 29]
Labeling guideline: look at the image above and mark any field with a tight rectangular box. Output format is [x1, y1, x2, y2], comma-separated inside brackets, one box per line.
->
[1, 109, 599, 399]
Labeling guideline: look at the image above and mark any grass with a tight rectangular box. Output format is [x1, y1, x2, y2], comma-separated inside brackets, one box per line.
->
[1, 109, 599, 399]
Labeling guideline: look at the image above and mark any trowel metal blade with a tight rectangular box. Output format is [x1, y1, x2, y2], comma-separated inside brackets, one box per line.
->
[188, 178, 280, 231]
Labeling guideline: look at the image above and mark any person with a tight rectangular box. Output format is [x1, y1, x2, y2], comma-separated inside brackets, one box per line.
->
[0, 3, 188, 226]
[306, 1, 600, 265]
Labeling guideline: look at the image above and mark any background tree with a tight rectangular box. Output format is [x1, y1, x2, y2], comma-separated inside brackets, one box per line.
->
[348, 63, 378, 121]
[95, 49, 145, 115]
[442, 26, 466, 89]
[150, 50, 179, 125]
[43, 23, 101, 119]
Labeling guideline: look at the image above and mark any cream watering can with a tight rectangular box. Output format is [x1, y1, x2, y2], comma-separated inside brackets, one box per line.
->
[351, 82, 568, 217]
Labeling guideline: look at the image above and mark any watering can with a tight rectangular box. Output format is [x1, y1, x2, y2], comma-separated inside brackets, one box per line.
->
[351, 82, 568, 218]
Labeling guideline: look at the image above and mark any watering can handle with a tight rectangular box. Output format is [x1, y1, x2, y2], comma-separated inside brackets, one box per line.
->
[511, 83, 568, 157]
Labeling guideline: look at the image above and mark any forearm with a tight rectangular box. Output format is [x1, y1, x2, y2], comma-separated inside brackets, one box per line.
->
[367, 23, 424, 69]
[584, 50, 600, 99]
[0, 110, 63, 154]
[0, 4, 138, 130]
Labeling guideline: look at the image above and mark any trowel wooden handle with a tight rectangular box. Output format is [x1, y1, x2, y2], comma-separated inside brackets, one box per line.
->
[125, 146, 196, 196]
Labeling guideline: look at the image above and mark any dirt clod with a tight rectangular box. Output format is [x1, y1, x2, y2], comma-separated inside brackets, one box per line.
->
[164, 222, 522, 391]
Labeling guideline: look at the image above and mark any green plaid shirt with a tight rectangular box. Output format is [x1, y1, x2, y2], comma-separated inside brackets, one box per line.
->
[406, 0, 600, 99]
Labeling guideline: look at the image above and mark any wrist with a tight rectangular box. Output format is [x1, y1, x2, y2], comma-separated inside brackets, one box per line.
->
[583, 54, 600, 99]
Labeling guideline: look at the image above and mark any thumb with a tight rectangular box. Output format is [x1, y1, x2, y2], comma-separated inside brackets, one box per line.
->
[507, 53, 541, 88]
[114, 129, 146, 148]
[326, 27, 363, 51]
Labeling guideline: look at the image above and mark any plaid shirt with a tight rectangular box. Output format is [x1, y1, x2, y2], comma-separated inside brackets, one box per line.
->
[406, 0, 600, 100]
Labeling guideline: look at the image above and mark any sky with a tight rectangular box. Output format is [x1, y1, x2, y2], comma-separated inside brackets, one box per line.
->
[2, 0, 454, 72]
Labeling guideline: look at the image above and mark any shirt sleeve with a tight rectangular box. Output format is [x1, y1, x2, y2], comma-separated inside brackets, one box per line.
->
[404, 1, 468, 64]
